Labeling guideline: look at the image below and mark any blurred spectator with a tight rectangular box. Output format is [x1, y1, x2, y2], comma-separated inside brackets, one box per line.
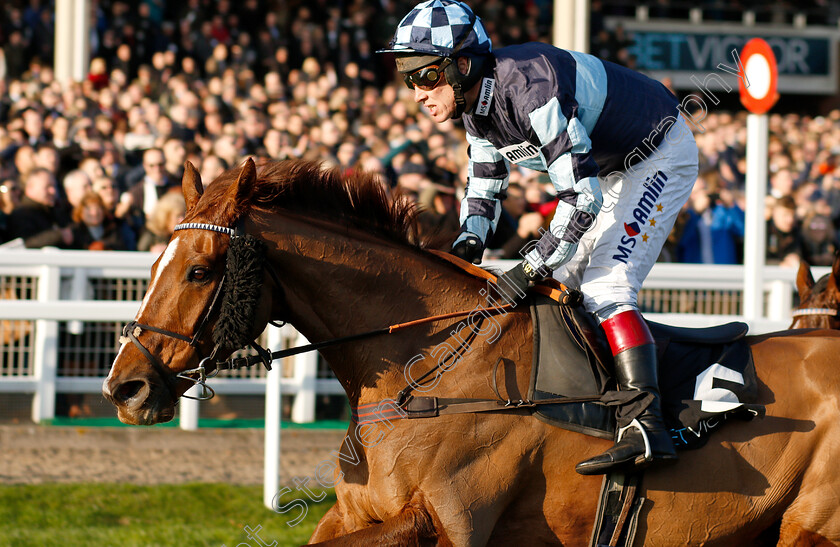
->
[87, 57, 109, 90]
[487, 183, 546, 259]
[137, 191, 186, 255]
[7, 167, 73, 248]
[766, 195, 802, 267]
[78, 156, 105, 183]
[416, 183, 459, 240]
[69, 191, 130, 251]
[676, 184, 745, 264]
[35, 143, 61, 177]
[92, 175, 138, 251]
[769, 168, 795, 199]
[0, 178, 22, 242]
[198, 154, 228, 188]
[124, 147, 175, 218]
[800, 213, 838, 267]
[162, 137, 187, 181]
[60, 169, 92, 219]
[12, 144, 37, 180]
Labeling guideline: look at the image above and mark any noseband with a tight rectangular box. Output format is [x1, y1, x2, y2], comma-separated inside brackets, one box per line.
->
[121, 222, 274, 402]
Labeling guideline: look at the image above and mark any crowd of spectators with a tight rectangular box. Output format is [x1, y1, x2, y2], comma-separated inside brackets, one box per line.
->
[0, 0, 837, 270]
[671, 110, 840, 267]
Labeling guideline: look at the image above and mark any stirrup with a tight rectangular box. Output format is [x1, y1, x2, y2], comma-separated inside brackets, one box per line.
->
[616, 418, 651, 462]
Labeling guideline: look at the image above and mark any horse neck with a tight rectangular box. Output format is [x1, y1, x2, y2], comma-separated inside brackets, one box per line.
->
[255, 211, 490, 402]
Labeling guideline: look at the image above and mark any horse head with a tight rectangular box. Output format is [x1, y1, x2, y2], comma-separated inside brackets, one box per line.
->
[791, 252, 840, 329]
[103, 159, 275, 424]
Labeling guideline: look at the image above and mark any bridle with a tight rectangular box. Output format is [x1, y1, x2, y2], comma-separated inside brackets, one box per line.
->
[790, 307, 838, 328]
[120, 222, 257, 402]
[790, 308, 837, 318]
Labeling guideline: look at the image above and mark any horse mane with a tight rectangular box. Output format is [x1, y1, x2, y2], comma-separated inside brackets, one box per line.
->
[193, 159, 432, 248]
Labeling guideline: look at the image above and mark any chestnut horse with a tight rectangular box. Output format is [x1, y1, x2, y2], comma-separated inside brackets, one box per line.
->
[104, 159, 840, 546]
[791, 254, 840, 329]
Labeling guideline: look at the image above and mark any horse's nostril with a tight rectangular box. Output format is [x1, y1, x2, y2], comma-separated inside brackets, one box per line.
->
[115, 380, 147, 404]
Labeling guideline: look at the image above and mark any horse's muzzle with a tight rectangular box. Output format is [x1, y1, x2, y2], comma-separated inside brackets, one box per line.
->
[102, 375, 176, 425]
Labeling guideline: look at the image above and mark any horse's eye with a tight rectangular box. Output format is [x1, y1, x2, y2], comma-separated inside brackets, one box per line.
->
[188, 267, 210, 282]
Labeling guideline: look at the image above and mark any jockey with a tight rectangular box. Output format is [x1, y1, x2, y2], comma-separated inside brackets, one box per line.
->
[379, 0, 699, 476]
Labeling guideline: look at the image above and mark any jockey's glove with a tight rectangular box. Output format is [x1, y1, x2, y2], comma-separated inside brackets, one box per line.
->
[451, 233, 484, 264]
[494, 260, 543, 303]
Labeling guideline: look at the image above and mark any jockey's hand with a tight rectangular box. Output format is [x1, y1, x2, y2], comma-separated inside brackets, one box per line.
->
[494, 261, 542, 303]
[451, 234, 484, 264]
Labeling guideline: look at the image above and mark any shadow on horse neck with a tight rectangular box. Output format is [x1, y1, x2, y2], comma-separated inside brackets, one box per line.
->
[791, 252, 840, 329]
[105, 157, 531, 422]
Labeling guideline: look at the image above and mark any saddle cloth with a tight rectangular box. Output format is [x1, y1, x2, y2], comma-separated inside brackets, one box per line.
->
[528, 294, 765, 448]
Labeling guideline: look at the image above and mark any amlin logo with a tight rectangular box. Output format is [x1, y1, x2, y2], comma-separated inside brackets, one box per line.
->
[612, 170, 668, 264]
[475, 78, 495, 117]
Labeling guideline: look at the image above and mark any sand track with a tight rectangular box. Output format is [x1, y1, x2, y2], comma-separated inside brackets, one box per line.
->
[0, 425, 347, 485]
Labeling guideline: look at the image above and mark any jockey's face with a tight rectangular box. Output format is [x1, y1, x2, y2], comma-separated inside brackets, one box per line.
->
[412, 74, 457, 123]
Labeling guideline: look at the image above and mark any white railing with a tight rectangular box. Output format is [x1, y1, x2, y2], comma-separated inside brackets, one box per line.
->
[0, 250, 816, 427]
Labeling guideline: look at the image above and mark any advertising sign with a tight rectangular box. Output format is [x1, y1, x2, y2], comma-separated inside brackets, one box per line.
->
[607, 19, 837, 94]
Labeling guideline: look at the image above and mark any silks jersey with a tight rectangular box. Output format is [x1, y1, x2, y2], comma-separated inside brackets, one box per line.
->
[459, 42, 680, 271]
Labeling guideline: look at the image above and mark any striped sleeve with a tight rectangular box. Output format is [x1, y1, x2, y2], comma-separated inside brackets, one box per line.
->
[522, 99, 603, 272]
[456, 131, 510, 245]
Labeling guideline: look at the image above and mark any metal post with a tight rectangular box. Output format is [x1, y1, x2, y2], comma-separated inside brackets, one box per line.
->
[54, 0, 90, 84]
[32, 265, 60, 422]
[743, 114, 768, 321]
[179, 387, 199, 430]
[573, 0, 590, 53]
[263, 325, 283, 510]
[54, 0, 74, 84]
[67, 268, 88, 335]
[766, 279, 792, 322]
[72, 0, 91, 82]
[553, 0, 576, 51]
[291, 332, 317, 423]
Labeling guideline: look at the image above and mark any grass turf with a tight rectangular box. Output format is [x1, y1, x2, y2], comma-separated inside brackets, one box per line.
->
[0, 483, 335, 546]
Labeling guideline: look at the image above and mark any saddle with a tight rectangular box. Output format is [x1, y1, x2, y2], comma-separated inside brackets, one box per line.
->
[526, 293, 764, 547]
[528, 293, 763, 449]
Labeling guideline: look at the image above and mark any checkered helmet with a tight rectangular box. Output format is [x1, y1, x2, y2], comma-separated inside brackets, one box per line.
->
[380, 0, 492, 58]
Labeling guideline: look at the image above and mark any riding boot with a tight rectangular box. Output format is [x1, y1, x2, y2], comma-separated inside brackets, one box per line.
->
[575, 310, 677, 476]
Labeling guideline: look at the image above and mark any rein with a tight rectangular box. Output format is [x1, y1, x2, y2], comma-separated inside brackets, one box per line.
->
[125, 221, 519, 403]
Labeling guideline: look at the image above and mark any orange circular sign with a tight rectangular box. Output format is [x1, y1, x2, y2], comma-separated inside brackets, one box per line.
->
[739, 38, 779, 114]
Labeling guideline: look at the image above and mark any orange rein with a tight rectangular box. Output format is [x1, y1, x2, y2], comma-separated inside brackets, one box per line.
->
[219, 250, 571, 371]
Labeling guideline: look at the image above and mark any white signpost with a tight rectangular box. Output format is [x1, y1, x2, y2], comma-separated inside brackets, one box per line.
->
[740, 39, 779, 321]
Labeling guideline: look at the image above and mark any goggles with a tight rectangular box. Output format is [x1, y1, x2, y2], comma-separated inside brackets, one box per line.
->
[404, 65, 444, 90]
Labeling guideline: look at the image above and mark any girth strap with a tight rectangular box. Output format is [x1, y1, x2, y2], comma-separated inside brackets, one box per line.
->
[351, 394, 605, 425]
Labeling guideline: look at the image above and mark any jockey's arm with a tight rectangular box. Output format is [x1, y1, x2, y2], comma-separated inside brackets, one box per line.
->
[495, 110, 603, 295]
[521, 115, 603, 275]
[452, 132, 510, 261]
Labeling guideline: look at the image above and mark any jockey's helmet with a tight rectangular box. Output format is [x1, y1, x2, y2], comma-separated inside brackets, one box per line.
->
[377, 0, 492, 117]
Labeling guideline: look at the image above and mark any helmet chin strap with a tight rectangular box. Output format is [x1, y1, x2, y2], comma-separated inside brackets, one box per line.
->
[453, 82, 467, 118]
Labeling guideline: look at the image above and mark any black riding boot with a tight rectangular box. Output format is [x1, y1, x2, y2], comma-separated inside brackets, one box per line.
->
[575, 343, 677, 475]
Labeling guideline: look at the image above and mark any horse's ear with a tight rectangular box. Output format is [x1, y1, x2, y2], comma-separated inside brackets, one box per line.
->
[224, 157, 257, 210]
[796, 260, 815, 300]
[830, 252, 840, 293]
[182, 161, 203, 213]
